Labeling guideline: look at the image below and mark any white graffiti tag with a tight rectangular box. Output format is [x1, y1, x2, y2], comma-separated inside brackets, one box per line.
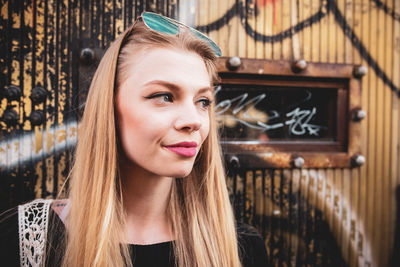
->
[285, 107, 322, 136]
[215, 88, 324, 136]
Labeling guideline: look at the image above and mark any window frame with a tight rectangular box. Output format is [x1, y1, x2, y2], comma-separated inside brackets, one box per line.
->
[216, 57, 363, 168]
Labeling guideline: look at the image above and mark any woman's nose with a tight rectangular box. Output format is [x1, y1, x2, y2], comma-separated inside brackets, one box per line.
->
[174, 103, 202, 132]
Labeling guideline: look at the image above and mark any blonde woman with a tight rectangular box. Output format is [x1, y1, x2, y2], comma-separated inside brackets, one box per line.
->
[0, 12, 268, 267]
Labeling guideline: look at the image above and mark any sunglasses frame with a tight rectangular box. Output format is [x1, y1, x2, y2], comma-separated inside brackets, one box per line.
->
[138, 11, 222, 57]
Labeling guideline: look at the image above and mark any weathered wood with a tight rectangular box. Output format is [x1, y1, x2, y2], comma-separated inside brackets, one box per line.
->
[382, 1, 394, 265]
[281, 0, 290, 61]
[390, 1, 400, 266]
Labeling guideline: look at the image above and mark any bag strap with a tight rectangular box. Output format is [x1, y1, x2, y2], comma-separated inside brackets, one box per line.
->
[18, 199, 53, 267]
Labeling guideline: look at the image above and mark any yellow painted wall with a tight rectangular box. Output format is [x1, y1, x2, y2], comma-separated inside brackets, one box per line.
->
[197, 0, 399, 266]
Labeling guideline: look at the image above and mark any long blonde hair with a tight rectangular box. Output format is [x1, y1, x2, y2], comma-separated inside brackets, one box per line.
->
[63, 20, 241, 267]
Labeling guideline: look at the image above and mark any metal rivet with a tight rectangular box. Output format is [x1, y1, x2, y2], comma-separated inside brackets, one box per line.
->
[291, 59, 307, 73]
[273, 210, 281, 216]
[353, 65, 368, 78]
[1, 109, 18, 126]
[3, 85, 21, 101]
[29, 110, 45, 126]
[351, 154, 365, 167]
[229, 155, 240, 168]
[80, 48, 96, 65]
[227, 56, 241, 70]
[293, 156, 305, 168]
[352, 108, 366, 121]
[30, 87, 48, 104]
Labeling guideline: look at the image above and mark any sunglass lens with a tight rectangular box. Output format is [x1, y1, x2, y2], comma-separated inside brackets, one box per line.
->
[190, 29, 222, 57]
[142, 12, 222, 57]
[142, 12, 179, 35]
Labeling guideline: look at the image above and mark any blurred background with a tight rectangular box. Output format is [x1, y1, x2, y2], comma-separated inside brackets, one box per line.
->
[0, 0, 399, 266]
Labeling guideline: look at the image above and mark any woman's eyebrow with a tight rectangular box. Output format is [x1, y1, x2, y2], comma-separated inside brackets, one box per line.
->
[144, 80, 181, 92]
[144, 80, 211, 94]
[197, 87, 212, 94]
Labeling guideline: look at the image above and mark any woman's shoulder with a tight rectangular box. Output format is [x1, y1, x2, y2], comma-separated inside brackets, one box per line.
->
[236, 221, 269, 267]
[0, 199, 64, 267]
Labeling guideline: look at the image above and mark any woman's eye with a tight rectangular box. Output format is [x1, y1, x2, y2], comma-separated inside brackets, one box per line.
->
[145, 93, 174, 103]
[198, 98, 212, 109]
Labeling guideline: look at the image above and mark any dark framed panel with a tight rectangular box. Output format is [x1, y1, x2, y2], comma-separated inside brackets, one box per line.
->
[215, 58, 363, 168]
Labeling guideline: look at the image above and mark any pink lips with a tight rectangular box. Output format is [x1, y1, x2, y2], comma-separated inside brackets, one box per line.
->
[164, 141, 198, 157]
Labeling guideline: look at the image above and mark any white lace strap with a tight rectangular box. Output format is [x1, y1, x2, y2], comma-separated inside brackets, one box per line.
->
[18, 199, 53, 267]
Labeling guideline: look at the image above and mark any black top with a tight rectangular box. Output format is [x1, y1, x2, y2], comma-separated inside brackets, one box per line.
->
[0, 207, 268, 267]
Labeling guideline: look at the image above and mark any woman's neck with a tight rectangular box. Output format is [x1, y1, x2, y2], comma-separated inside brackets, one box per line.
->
[120, 160, 174, 245]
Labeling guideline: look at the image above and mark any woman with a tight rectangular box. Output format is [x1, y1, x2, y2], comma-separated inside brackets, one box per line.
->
[0, 12, 268, 267]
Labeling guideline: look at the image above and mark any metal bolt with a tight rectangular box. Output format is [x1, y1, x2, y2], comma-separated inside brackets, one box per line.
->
[353, 65, 368, 78]
[291, 59, 307, 73]
[80, 48, 96, 65]
[1, 109, 18, 126]
[3, 85, 21, 101]
[229, 155, 240, 168]
[227, 56, 241, 70]
[30, 87, 48, 104]
[273, 210, 281, 216]
[351, 154, 365, 167]
[29, 110, 45, 126]
[293, 156, 305, 168]
[352, 108, 366, 121]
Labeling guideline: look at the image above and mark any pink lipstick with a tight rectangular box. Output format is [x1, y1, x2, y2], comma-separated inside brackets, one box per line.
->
[164, 141, 197, 157]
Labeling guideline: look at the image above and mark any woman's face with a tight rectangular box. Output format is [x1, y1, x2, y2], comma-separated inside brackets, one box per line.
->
[116, 47, 212, 178]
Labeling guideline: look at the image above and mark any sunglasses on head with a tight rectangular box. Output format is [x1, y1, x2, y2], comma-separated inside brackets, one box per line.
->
[137, 12, 222, 57]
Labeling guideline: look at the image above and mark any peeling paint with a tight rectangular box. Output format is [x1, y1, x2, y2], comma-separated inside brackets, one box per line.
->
[0, 120, 78, 168]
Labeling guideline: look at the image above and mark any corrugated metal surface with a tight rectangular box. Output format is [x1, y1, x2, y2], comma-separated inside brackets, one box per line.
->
[201, 0, 399, 266]
[1, 0, 399, 266]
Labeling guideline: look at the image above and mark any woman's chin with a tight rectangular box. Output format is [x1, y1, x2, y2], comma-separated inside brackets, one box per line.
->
[171, 170, 193, 178]
[156, 160, 196, 178]
[163, 166, 194, 179]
